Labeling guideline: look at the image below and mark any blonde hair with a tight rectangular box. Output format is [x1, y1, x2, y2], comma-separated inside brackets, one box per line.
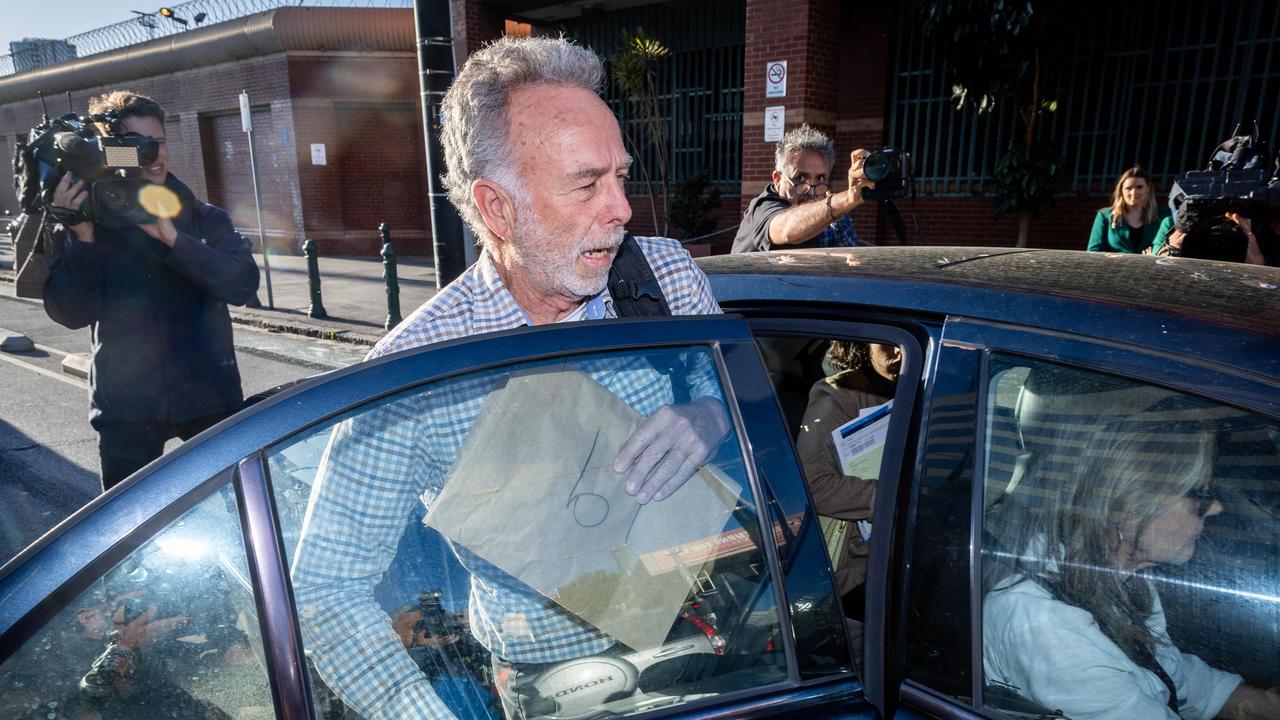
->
[1109, 166, 1159, 229]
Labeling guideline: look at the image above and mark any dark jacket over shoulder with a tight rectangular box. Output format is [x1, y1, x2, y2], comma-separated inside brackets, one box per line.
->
[44, 174, 260, 427]
[795, 368, 895, 596]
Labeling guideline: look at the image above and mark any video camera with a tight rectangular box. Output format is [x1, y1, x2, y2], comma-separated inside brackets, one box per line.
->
[15, 110, 160, 227]
[861, 147, 913, 200]
[1168, 122, 1280, 262]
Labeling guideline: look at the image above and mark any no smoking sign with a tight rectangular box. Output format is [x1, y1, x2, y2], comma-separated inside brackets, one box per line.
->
[766, 60, 787, 98]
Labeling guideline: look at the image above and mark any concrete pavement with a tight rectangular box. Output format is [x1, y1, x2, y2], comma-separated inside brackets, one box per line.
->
[1, 230, 440, 349]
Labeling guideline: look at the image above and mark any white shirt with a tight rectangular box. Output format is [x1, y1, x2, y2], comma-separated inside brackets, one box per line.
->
[984, 575, 1241, 720]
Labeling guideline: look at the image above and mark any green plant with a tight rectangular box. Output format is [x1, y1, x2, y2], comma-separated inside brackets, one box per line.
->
[988, 144, 1067, 220]
[667, 174, 722, 241]
[611, 27, 671, 234]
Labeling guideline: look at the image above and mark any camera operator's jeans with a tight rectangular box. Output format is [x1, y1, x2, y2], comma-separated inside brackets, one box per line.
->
[96, 413, 229, 491]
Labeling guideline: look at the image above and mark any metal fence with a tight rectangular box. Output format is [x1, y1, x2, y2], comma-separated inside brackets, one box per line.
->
[1, 0, 412, 78]
[565, 0, 745, 196]
[887, 1, 1280, 194]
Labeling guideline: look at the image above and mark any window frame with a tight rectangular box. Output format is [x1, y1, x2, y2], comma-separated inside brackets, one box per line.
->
[900, 316, 1280, 720]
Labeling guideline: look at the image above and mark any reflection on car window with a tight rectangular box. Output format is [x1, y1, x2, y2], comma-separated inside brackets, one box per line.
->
[980, 355, 1280, 720]
[268, 346, 786, 720]
[0, 485, 272, 719]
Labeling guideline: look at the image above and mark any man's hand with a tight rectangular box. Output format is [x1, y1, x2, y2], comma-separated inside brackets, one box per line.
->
[613, 396, 730, 504]
[139, 215, 179, 247]
[1226, 211, 1266, 265]
[845, 149, 876, 210]
[52, 173, 94, 243]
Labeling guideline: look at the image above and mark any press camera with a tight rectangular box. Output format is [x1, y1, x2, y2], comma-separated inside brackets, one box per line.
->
[15, 111, 160, 227]
[1169, 123, 1280, 262]
[861, 147, 913, 200]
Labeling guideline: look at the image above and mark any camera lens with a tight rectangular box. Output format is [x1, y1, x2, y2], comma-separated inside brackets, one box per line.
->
[863, 151, 892, 183]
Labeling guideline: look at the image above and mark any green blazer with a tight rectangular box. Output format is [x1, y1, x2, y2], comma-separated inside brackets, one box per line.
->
[1086, 207, 1170, 253]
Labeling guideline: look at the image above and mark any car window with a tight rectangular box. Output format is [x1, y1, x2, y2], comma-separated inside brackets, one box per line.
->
[0, 484, 274, 719]
[979, 355, 1280, 719]
[755, 334, 904, 629]
[266, 346, 788, 720]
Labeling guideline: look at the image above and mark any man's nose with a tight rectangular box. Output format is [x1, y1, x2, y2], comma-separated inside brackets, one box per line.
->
[604, 175, 632, 227]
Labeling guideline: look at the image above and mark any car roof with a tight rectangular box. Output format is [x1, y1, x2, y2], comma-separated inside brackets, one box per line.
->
[699, 246, 1280, 383]
[700, 247, 1280, 334]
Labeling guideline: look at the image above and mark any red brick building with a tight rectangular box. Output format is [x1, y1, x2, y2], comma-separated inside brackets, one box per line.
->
[0, 8, 432, 255]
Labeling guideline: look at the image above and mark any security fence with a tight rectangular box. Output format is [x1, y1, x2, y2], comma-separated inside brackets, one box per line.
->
[1, 0, 412, 78]
[565, 0, 746, 197]
[887, 1, 1280, 194]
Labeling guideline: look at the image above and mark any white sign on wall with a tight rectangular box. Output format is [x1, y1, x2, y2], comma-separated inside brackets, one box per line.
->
[310, 143, 327, 166]
[765, 60, 787, 98]
[764, 106, 786, 142]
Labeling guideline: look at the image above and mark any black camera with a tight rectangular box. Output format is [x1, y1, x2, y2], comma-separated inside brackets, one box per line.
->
[1169, 123, 1280, 262]
[861, 147, 913, 200]
[16, 111, 161, 227]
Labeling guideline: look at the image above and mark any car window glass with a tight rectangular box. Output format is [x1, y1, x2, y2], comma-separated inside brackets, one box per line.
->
[755, 334, 904, 662]
[0, 485, 273, 719]
[980, 354, 1280, 720]
[267, 346, 787, 720]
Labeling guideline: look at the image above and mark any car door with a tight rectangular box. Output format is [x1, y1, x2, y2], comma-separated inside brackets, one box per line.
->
[0, 316, 873, 720]
[895, 318, 1280, 720]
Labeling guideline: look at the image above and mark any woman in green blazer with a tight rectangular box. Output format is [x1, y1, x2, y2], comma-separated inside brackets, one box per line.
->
[1087, 165, 1169, 253]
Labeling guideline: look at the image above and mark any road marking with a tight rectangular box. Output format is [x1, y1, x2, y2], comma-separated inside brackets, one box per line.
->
[0, 351, 87, 388]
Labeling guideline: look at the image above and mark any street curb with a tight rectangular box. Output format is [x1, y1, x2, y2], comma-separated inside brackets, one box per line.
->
[62, 352, 91, 379]
[229, 313, 381, 347]
[0, 327, 34, 352]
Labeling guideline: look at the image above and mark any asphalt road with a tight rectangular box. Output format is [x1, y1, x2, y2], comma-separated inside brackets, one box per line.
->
[0, 293, 367, 563]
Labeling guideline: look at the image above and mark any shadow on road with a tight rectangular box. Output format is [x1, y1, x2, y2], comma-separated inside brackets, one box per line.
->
[0, 419, 99, 564]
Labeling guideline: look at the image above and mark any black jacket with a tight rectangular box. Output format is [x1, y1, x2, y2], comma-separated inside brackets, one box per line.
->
[43, 174, 260, 427]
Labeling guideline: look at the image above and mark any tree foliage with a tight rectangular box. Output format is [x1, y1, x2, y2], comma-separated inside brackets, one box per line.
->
[611, 27, 672, 234]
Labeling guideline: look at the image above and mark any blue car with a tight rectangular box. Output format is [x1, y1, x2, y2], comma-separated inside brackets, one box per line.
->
[2, 247, 1278, 720]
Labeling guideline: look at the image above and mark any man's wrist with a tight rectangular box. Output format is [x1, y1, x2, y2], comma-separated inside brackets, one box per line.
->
[68, 223, 95, 243]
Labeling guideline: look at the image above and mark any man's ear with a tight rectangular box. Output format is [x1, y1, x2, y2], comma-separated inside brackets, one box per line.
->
[771, 169, 783, 189]
[472, 179, 517, 243]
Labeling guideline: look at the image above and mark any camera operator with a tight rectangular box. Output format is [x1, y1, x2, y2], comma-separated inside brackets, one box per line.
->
[1152, 211, 1280, 266]
[43, 91, 259, 491]
[731, 125, 875, 253]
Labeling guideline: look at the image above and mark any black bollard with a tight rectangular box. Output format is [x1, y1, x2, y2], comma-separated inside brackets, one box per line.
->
[380, 223, 402, 330]
[303, 238, 328, 319]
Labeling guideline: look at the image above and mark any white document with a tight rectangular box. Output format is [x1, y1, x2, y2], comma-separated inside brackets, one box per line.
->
[831, 399, 892, 481]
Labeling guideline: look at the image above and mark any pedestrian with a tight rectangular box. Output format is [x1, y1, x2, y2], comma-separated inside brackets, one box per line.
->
[291, 36, 730, 720]
[1086, 165, 1169, 253]
[731, 125, 875, 253]
[43, 91, 260, 491]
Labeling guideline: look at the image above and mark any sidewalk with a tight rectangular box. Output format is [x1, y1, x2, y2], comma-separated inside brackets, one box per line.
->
[0, 232, 439, 347]
[236, 251, 439, 346]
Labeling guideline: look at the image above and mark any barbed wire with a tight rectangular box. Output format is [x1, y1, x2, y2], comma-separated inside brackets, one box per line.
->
[1, 0, 412, 77]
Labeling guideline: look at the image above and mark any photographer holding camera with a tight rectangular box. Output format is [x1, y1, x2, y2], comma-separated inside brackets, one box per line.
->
[41, 91, 260, 491]
[1149, 124, 1280, 267]
[731, 125, 875, 253]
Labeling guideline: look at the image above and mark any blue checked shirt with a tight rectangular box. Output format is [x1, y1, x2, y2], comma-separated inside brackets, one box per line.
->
[292, 236, 723, 720]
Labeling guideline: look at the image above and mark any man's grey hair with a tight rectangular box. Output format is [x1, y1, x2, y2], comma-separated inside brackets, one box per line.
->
[440, 35, 605, 245]
[774, 124, 836, 173]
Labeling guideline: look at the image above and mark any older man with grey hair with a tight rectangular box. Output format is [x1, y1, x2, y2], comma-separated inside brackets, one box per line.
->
[291, 35, 731, 720]
[731, 124, 874, 253]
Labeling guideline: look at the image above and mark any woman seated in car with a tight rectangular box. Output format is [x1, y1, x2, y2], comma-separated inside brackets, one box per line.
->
[983, 424, 1279, 719]
[795, 340, 900, 620]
